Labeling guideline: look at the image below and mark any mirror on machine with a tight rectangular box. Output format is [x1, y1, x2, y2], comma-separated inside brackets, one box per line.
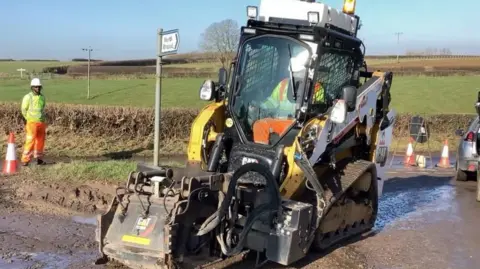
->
[218, 67, 227, 86]
[199, 80, 216, 101]
[455, 129, 465, 137]
[330, 85, 357, 124]
[342, 85, 357, 112]
[475, 90, 480, 116]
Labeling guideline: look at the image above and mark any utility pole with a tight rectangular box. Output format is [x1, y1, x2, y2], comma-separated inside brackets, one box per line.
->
[394, 32, 403, 63]
[81, 47, 93, 99]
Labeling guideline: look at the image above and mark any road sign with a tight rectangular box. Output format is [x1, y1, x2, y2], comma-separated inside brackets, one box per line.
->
[16, 68, 26, 78]
[160, 29, 180, 56]
[154, 28, 180, 166]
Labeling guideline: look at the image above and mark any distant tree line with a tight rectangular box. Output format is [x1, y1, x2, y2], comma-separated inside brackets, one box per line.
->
[406, 48, 453, 56]
[0, 59, 59, 62]
[71, 58, 102, 62]
[0, 58, 103, 62]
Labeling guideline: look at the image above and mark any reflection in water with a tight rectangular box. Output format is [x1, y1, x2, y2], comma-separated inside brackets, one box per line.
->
[72, 216, 96, 226]
[0, 251, 95, 269]
[375, 176, 459, 231]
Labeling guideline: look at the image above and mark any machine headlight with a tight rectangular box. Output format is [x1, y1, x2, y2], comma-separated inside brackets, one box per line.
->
[199, 80, 215, 101]
[307, 11, 319, 24]
[247, 6, 258, 19]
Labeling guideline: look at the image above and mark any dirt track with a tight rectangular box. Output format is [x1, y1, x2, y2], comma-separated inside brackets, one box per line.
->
[1, 168, 480, 269]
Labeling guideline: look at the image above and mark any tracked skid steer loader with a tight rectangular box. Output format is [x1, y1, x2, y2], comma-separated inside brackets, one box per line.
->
[95, 0, 397, 268]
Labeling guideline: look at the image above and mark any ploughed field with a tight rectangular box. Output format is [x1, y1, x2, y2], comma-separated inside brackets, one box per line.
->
[1, 55, 480, 77]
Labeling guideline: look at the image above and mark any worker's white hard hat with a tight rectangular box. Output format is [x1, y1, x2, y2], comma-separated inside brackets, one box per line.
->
[30, 78, 42, 87]
[290, 49, 310, 73]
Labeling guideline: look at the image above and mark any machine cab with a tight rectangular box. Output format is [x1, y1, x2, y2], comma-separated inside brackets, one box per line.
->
[229, 34, 315, 146]
[198, 0, 364, 171]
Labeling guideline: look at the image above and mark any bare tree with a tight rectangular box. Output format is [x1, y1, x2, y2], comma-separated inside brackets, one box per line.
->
[406, 48, 453, 56]
[440, 48, 452, 55]
[199, 19, 240, 67]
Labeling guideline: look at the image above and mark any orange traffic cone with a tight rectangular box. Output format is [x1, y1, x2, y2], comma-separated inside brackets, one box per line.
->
[437, 139, 450, 168]
[2, 132, 18, 174]
[404, 137, 416, 166]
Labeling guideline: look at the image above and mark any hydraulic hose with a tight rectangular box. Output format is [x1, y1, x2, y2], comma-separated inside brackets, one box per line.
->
[217, 203, 278, 256]
[197, 192, 224, 236]
[197, 162, 282, 256]
[220, 163, 281, 219]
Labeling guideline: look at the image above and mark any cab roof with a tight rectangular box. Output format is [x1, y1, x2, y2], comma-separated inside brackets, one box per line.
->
[253, 0, 360, 37]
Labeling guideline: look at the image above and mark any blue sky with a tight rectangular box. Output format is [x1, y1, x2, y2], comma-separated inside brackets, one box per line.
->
[1, 0, 479, 60]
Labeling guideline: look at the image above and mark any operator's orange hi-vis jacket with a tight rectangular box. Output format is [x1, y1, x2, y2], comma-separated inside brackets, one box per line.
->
[20, 92, 46, 163]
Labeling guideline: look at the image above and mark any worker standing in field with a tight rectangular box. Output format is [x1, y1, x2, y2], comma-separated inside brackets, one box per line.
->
[20, 78, 47, 166]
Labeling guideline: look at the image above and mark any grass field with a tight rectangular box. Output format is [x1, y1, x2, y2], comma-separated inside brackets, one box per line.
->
[0, 77, 204, 108]
[1, 75, 480, 113]
[0, 61, 82, 75]
[389, 75, 480, 114]
[19, 159, 183, 184]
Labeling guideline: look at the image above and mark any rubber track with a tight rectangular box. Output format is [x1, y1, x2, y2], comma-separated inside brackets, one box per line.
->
[314, 160, 376, 250]
[323, 159, 373, 204]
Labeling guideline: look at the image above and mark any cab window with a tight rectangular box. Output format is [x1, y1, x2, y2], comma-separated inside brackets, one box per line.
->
[312, 51, 355, 106]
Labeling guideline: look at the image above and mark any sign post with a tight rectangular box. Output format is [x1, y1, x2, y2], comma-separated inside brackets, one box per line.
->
[154, 28, 180, 166]
[16, 68, 26, 78]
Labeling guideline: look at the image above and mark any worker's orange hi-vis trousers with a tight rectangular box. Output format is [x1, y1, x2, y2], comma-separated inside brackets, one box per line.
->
[21, 121, 46, 163]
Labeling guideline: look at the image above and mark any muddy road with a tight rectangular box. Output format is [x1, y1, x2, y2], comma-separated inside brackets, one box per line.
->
[1, 168, 479, 269]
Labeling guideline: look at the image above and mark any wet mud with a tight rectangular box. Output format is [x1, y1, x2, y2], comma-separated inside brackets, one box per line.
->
[0, 212, 99, 269]
[1, 178, 116, 216]
[1, 168, 479, 269]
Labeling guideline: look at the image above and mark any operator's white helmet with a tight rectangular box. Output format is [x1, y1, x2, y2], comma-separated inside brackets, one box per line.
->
[30, 78, 42, 87]
[290, 49, 310, 73]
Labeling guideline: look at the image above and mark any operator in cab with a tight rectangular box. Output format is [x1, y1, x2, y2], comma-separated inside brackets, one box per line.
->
[250, 49, 325, 145]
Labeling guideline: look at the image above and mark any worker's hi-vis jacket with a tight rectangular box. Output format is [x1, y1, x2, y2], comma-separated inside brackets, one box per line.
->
[261, 78, 295, 118]
[313, 81, 325, 104]
[21, 92, 46, 123]
[261, 78, 325, 118]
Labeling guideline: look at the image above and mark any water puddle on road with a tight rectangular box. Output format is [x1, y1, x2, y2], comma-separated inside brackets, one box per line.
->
[374, 175, 460, 232]
[72, 215, 97, 226]
[0, 251, 96, 269]
[0, 211, 103, 269]
[0, 256, 30, 269]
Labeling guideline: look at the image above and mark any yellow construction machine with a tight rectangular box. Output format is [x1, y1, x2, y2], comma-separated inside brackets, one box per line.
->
[95, 0, 397, 268]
